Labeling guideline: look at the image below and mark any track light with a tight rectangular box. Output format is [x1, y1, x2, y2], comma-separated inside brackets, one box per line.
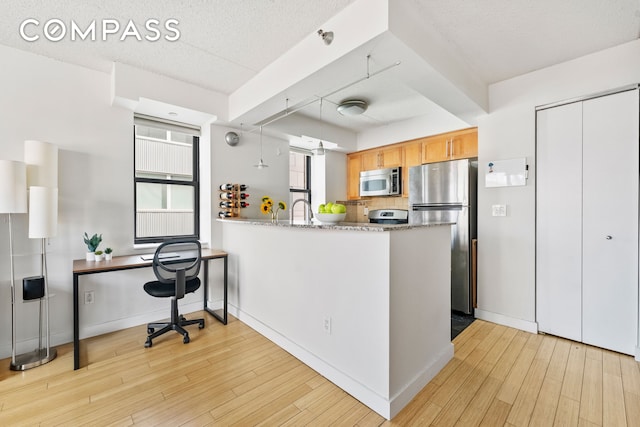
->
[317, 29, 333, 45]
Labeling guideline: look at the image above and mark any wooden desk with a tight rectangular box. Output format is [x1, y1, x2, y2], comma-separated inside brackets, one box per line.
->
[72, 248, 228, 370]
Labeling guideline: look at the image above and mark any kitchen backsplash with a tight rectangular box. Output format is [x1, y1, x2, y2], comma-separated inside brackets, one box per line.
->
[339, 197, 409, 223]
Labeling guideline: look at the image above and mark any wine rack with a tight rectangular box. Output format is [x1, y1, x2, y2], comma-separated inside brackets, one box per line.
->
[218, 184, 249, 218]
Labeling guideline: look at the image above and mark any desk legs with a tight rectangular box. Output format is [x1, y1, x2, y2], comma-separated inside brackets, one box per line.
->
[72, 255, 227, 371]
[204, 256, 228, 325]
[73, 273, 80, 370]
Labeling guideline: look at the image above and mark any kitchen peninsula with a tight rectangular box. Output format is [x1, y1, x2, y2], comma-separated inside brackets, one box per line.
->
[219, 218, 453, 419]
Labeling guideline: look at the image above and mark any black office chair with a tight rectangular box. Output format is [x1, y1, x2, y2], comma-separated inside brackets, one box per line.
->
[143, 238, 205, 348]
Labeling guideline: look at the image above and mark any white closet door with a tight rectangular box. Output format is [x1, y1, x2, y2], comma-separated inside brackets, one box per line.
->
[536, 102, 584, 341]
[582, 90, 639, 355]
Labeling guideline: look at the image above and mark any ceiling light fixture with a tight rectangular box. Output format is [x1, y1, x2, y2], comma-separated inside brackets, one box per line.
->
[312, 98, 326, 156]
[337, 99, 368, 116]
[253, 126, 269, 168]
[317, 29, 333, 45]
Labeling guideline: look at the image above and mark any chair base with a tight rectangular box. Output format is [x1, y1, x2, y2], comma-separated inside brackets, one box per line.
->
[145, 298, 205, 348]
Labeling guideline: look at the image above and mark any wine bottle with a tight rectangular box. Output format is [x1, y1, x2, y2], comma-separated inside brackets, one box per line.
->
[218, 211, 233, 218]
[238, 201, 250, 208]
[219, 192, 235, 199]
[238, 193, 250, 199]
[219, 183, 234, 191]
[219, 201, 235, 208]
[239, 184, 248, 191]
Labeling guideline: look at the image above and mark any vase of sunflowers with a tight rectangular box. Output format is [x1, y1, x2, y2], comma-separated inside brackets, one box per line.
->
[261, 196, 287, 223]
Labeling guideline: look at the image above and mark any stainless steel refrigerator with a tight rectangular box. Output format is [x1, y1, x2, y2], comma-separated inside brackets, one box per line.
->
[409, 158, 477, 314]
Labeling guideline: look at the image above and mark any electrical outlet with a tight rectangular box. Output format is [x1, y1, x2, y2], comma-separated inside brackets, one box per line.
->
[84, 291, 95, 304]
[492, 204, 507, 217]
[323, 316, 332, 334]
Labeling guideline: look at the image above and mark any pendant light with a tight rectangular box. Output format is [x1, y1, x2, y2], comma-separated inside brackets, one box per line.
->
[312, 98, 326, 156]
[254, 126, 268, 168]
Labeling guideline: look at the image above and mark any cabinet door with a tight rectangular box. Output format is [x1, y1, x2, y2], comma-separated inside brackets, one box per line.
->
[361, 151, 380, 171]
[536, 102, 583, 342]
[402, 141, 422, 197]
[422, 136, 449, 163]
[582, 90, 639, 355]
[451, 129, 478, 159]
[380, 146, 402, 168]
[347, 153, 362, 200]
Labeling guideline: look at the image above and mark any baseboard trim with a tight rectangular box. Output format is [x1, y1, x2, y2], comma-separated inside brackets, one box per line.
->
[228, 304, 452, 420]
[475, 309, 538, 334]
[0, 301, 204, 360]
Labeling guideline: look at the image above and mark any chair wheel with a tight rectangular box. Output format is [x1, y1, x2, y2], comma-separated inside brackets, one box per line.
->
[198, 322, 205, 329]
[183, 335, 190, 344]
[145, 338, 152, 348]
[147, 328, 154, 334]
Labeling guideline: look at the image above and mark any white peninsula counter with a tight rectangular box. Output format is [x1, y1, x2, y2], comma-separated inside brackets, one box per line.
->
[219, 218, 453, 419]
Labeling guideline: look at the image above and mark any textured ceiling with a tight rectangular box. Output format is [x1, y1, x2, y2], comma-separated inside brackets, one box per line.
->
[1, 0, 639, 134]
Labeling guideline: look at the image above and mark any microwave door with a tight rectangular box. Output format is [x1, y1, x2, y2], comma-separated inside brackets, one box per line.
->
[361, 174, 390, 196]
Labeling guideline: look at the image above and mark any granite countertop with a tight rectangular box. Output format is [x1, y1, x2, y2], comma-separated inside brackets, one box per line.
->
[217, 218, 453, 232]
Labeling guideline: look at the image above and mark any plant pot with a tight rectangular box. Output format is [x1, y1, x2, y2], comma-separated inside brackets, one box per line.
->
[86, 252, 95, 261]
[105, 253, 113, 261]
[94, 253, 104, 261]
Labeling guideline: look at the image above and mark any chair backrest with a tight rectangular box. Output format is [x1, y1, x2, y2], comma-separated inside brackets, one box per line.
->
[152, 239, 201, 299]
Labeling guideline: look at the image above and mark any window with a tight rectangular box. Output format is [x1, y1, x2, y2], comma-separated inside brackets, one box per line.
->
[289, 150, 311, 221]
[134, 116, 199, 244]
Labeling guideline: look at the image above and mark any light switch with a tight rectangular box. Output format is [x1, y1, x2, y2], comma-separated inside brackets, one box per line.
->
[492, 204, 507, 217]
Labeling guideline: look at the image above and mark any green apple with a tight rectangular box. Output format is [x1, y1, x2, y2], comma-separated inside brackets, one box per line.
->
[325, 202, 334, 213]
[331, 203, 346, 214]
[318, 204, 325, 213]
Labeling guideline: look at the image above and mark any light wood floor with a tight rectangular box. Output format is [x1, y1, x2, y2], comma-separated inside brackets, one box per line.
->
[1, 313, 639, 426]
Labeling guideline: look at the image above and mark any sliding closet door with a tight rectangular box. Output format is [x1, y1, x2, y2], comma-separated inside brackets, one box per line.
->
[536, 102, 583, 342]
[582, 90, 639, 355]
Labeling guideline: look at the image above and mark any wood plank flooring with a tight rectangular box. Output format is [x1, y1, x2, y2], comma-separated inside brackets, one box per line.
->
[0, 312, 638, 426]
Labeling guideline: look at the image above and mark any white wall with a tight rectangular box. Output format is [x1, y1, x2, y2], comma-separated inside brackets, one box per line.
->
[0, 45, 224, 358]
[356, 111, 468, 151]
[209, 124, 290, 248]
[476, 40, 640, 331]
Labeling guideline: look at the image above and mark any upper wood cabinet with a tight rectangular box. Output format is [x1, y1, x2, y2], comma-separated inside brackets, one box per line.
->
[422, 128, 478, 164]
[347, 153, 362, 200]
[346, 127, 477, 200]
[402, 141, 422, 197]
[361, 146, 402, 170]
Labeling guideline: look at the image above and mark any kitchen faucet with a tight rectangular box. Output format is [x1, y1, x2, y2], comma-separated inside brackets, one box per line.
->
[290, 199, 314, 222]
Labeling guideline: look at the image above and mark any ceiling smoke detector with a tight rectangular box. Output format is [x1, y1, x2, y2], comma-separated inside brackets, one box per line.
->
[336, 99, 368, 116]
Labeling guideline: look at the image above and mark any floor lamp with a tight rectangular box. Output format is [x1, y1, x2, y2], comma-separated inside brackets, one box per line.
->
[0, 160, 27, 369]
[10, 140, 59, 370]
[10, 187, 59, 370]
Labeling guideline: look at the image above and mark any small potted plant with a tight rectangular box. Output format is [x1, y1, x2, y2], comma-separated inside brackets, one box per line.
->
[104, 247, 113, 261]
[83, 232, 102, 261]
[94, 250, 104, 261]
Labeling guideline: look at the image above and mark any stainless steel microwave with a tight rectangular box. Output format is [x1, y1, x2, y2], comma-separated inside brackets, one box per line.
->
[360, 167, 401, 197]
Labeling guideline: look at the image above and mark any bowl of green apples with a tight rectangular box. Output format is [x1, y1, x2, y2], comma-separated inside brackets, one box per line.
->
[315, 202, 346, 224]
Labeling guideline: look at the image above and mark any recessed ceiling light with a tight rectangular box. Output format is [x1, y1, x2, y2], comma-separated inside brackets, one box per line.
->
[336, 99, 368, 116]
[168, 112, 178, 116]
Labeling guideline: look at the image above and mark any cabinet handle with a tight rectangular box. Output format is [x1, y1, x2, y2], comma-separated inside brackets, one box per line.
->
[606, 235, 613, 240]
[445, 140, 450, 158]
[450, 138, 455, 158]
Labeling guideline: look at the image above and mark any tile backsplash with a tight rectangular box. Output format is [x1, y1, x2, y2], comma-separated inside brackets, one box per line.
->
[339, 197, 409, 223]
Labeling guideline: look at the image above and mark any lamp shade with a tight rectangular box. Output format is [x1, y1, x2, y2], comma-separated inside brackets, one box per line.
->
[24, 140, 58, 188]
[0, 160, 27, 213]
[28, 186, 58, 238]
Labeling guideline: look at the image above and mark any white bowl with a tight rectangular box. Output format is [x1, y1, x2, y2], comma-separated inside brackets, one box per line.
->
[315, 212, 346, 224]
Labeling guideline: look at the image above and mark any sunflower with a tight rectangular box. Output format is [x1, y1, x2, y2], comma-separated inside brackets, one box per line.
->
[260, 195, 287, 219]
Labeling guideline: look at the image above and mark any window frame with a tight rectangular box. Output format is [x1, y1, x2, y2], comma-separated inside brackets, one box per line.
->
[133, 123, 200, 245]
[289, 151, 312, 220]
